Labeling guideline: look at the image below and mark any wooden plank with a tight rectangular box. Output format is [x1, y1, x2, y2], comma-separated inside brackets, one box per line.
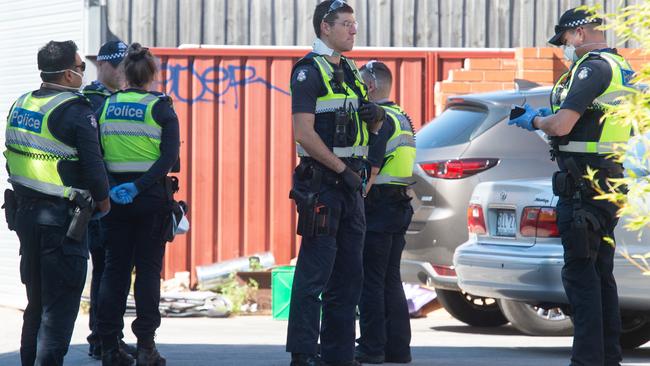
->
[179, 0, 203, 45]
[368, 0, 392, 47]
[107, 0, 131, 43]
[250, 0, 273, 45]
[131, 0, 154, 46]
[203, 0, 226, 45]
[225, 0, 248, 45]
[394, 0, 416, 47]
[273, 0, 295, 46]
[535, 0, 559, 47]
[466, 0, 488, 48]
[487, 0, 511, 47]
[295, 0, 320, 46]
[515, 0, 536, 48]
[156, 0, 178, 47]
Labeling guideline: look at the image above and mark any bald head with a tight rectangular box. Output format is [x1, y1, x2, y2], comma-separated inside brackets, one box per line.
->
[360, 60, 392, 102]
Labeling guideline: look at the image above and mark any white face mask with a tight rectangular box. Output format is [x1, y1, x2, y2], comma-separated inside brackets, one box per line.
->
[312, 38, 340, 57]
[563, 45, 578, 62]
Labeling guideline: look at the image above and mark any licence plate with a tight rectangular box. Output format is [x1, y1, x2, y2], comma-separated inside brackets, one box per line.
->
[496, 210, 516, 237]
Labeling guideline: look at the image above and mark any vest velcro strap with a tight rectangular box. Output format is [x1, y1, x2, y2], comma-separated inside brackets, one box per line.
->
[385, 134, 415, 155]
[106, 161, 155, 173]
[101, 122, 162, 140]
[557, 141, 620, 154]
[374, 174, 414, 185]
[6, 129, 79, 158]
[297, 145, 368, 158]
[315, 98, 359, 114]
[9, 175, 89, 198]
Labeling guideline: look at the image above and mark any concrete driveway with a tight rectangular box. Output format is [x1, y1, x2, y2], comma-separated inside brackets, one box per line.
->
[0, 307, 647, 366]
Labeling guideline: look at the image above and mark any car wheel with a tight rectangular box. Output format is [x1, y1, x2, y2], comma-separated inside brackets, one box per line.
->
[436, 289, 508, 327]
[497, 299, 573, 336]
[620, 313, 650, 349]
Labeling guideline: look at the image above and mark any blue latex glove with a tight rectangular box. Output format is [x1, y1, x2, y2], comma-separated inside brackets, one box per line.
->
[624, 133, 650, 177]
[508, 104, 539, 131]
[538, 107, 553, 117]
[109, 184, 135, 205]
[116, 182, 139, 203]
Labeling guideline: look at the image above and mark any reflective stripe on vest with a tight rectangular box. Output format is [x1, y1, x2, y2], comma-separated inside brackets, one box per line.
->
[100, 92, 163, 173]
[5, 91, 85, 198]
[296, 145, 369, 158]
[375, 104, 416, 186]
[557, 141, 619, 154]
[550, 51, 635, 155]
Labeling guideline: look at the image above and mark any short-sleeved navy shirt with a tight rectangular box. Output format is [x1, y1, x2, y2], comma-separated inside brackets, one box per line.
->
[560, 49, 615, 114]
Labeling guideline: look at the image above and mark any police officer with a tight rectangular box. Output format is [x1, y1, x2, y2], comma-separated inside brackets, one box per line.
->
[83, 39, 136, 361]
[96, 43, 180, 366]
[509, 8, 636, 366]
[286, 1, 385, 365]
[355, 61, 415, 364]
[4, 40, 110, 365]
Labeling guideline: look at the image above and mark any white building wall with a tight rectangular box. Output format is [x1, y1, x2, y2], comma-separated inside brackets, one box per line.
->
[0, 0, 87, 309]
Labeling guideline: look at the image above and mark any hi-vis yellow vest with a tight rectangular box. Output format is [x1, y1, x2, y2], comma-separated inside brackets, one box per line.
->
[293, 54, 370, 158]
[99, 91, 163, 173]
[551, 51, 636, 155]
[374, 104, 416, 186]
[5, 91, 88, 198]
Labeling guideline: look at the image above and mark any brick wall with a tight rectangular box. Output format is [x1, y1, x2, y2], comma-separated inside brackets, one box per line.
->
[434, 47, 650, 115]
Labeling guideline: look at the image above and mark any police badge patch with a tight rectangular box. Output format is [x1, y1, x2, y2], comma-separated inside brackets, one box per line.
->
[577, 67, 592, 80]
[87, 114, 98, 128]
[296, 68, 307, 82]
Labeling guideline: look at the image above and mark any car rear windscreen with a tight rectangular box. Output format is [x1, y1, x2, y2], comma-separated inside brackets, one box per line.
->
[416, 105, 488, 148]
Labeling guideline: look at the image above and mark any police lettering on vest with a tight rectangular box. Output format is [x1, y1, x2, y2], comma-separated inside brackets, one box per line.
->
[105, 103, 147, 121]
[10, 108, 43, 133]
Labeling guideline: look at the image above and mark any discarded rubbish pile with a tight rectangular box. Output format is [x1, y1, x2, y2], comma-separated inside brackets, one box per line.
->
[131, 252, 275, 318]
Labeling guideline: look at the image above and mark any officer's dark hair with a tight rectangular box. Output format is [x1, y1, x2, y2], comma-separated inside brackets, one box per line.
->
[313, 0, 354, 38]
[123, 43, 157, 88]
[360, 61, 393, 92]
[37, 40, 78, 83]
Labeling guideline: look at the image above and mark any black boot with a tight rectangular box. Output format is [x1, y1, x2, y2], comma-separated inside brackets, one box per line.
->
[136, 340, 166, 366]
[290, 353, 322, 366]
[102, 335, 135, 366]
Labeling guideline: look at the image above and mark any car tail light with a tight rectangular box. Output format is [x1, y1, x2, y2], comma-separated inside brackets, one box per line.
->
[520, 207, 560, 238]
[433, 265, 457, 277]
[467, 204, 487, 235]
[419, 158, 499, 179]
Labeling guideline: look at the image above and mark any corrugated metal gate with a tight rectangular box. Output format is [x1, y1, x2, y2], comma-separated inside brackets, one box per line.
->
[152, 47, 514, 282]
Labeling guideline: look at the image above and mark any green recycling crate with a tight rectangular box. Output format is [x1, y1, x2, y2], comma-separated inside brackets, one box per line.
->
[272, 265, 295, 320]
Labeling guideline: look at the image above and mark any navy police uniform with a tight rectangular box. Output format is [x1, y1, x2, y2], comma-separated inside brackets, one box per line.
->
[356, 101, 414, 363]
[286, 52, 369, 365]
[95, 89, 180, 351]
[551, 48, 632, 366]
[6, 86, 109, 366]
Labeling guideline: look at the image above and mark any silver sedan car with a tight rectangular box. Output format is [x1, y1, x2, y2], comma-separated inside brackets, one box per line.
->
[402, 86, 557, 326]
[454, 177, 650, 349]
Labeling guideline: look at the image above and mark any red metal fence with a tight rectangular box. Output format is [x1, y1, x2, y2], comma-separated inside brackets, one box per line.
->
[151, 47, 514, 282]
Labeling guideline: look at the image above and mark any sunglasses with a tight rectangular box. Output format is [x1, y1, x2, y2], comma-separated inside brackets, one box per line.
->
[322, 0, 347, 22]
[365, 60, 378, 82]
[73, 61, 86, 72]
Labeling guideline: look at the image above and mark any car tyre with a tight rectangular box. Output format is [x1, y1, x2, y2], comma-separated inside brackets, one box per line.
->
[436, 289, 508, 327]
[497, 299, 573, 336]
[620, 313, 650, 349]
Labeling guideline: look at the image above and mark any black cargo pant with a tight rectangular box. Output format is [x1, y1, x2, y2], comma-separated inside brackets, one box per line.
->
[357, 185, 413, 360]
[15, 197, 88, 366]
[556, 196, 622, 366]
[96, 182, 168, 347]
[286, 174, 365, 364]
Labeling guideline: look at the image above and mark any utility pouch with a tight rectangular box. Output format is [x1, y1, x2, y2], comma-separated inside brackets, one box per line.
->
[552, 171, 576, 198]
[314, 203, 340, 236]
[2, 189, 17, 231]
[66, 191, 95, 242]
[290, 188, 318, 237]
[567, 208, 601, 259]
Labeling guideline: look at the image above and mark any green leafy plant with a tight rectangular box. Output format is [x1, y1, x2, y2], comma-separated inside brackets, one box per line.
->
[212, 273, 259, 314]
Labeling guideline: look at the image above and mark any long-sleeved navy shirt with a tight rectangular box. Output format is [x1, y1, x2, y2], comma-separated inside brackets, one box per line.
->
[107, 89, 180, 193]
[8, 86, 110, 202]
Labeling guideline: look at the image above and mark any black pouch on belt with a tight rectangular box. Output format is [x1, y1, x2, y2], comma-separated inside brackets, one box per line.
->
[567, 208, 601, 259]
[2, 189, 17, 231]
[290, 188, 318, 237]
[552, 171, 576, 198]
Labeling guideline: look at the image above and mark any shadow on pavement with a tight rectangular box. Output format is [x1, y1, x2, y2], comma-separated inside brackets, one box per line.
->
[430, 324, 524, 336]
[0, 344, 647, 366]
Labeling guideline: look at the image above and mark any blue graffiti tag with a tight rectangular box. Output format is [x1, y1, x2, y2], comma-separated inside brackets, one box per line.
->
[162, 63, 290, 108]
